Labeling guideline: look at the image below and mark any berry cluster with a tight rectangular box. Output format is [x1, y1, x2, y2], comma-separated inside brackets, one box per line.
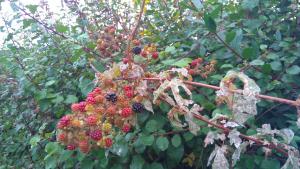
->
[96, 25, 124, 57]
[56, 78, 145, 153]
[140, 44, 159, 60]
[187, 58, 216, 78]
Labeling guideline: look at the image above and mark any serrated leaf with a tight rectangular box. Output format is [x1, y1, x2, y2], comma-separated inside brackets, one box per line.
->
[203, 14, 216, 32]
[172, 58, 192, 68]
[156, 137, 169, 151]
[286, 65, 300, 75]
[171, 134, 181, 147]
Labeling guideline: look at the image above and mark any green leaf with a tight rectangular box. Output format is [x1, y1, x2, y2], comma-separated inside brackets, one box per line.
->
[242, 0, 259, 10]
[45, 80, 56, 86]
[242, 47, 254, 59]
[156, 137, 169, 151]
[171, 134, 181, 148]
[130, 155, 145, 169]
[29, 135, 41, 148]
[55, 23, 68, 33]
[145, 120, 158, 132]
[26, 5, 38, 14]
[23, 19, 34, 29]
[286, 65, 300, 75]
[172, 58, 192, 68]
[270, 61, 282, 71]
[203, 14, 216, 32]
[225, 31, 236, 43]
[79, 77, 95, 96]
[250, 59, 265, 66]
[64, 95, 78, 104]
[191, 0, 203, 10]
[165, 46, 176, 54]
[148, 162, 164, 169]
[44, 142, 61, 160]
[140, 134, 155, 146]
[183, 132, 194, 141]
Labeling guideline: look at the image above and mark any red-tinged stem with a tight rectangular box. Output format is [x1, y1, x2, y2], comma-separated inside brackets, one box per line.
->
[143, 77, 300, 107]
[192, 113, 288, 157]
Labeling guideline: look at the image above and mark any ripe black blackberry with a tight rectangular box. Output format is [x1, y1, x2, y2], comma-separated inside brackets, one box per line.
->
[105, 93, 117, 103]
[132, 102, 144, 112]
[132, 46, 142, 55]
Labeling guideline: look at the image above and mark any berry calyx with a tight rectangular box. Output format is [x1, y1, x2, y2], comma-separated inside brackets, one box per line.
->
[132, 102, 144, 113]
[132, 46, 142, 55]
[104, 138, 113, 148]
[90, 129, 102, 141]
[121, 107, 133, 118]
[95, 95, 104, 103]
[122, 124, 131, 133]
[151, 52, 159, 59]
[85, 115, 98, 126]
[67, 144, 76, 151]
[132, 39, 140, 46]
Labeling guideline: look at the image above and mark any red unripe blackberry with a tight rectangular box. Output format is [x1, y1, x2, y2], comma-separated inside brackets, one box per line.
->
[90, 129, 102, 141]
[67, 144, 76, 151]
[104, 138, 113, 148]
[57, 133, 66, 142]
[190, 59, 198, 67]
[151, 52, 159, 59]
[86, 96, 96, 105]
[107, 106, 117, 116]
[79, 140, 89, 153]
[123, 85, 132, 91]
[57, 115, 71, 128]
[141, 50, 148, 57]
[188, 69, 195, 75]
[125, 90, 134, 98]
[87, 92, 96, 98]
[71, 103, 81, 112]
[122, 124, 131, 133]
[121, 107, 132, 118]
[85, 115, 98, 126]
[93, 87, 102, 94]
[78, 102, 87, 112]
[95, 95, 104, 103]
[123, 57, 129, 64]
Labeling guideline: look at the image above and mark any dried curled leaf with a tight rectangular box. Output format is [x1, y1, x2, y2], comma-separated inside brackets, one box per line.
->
[207, 145, 229, 169]
[281, 149, 300, 169]
[232, 142, 249, 166]
[228, 129, 242, 148]
[153, 78, 202, 134]
[216, 70, 260, 124]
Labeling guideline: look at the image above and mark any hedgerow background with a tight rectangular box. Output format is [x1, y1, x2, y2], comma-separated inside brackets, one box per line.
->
[0, 0, 300, 168]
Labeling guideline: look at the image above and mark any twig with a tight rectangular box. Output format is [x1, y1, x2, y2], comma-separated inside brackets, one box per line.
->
[125, 0, 146, 60]
[144, 77, 300, 107]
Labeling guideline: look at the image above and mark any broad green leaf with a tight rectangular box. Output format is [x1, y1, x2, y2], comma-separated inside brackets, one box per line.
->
[55, 23, 68, 33]
[130, 155, 145, 169]
[225, 31, 236, 43]
[171, 134, 181, 148]
[242, 47, 254, 59]
[64, 95, 78, 104]
[203, 14, 216, 32]
[172, 58, 192, 68]
[286, 65, 300, 75]
[140, 134, 155, 146]
[191, 0, 203, 10]
[250, 59, 264, 66]
[145, 120, 158, 132]
[270, 61, 282, 71]
[156, 137, 169, 151]
[26, 5, 38, 14]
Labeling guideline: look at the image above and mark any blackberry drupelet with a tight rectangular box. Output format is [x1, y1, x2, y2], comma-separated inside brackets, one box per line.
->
[132, 46, 142, 55]
[105, 93, 117, 103]
[132, 102, 144, 112]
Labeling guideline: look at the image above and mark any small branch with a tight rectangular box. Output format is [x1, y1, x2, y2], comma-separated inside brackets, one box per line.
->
[213, 32, 243, 60]
[125, 0, 146, 60]
[144, 77, 300, 107]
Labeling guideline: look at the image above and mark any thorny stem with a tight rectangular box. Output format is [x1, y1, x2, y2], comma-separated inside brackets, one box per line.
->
[125, 0, 146, 60]
[144, 77, 300, 107]
[158, 96, 289, 157]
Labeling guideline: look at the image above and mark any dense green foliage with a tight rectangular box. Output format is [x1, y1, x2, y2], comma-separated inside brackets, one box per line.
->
[0, 0, 300, 168]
